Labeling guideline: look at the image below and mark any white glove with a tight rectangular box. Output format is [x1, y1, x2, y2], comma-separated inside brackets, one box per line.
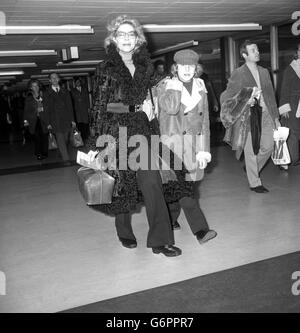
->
[196, 151, 211, 169]
[165, 79, 183, 92]
[198, 158, 208, 169]
[142, 99, 155, 121]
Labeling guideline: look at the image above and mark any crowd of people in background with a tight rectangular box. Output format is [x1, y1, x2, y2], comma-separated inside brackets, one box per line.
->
[0, 75, 90, 164]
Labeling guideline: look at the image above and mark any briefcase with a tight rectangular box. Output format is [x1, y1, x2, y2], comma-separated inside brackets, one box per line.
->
[77, 167, 115, 205]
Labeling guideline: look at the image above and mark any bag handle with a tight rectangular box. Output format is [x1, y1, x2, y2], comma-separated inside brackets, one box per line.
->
[149, 87, 155, 111]
[149, 87, 160, 119]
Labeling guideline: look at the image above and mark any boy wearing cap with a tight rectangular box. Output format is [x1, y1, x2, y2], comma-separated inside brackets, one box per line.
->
[157, 49, 217, 244]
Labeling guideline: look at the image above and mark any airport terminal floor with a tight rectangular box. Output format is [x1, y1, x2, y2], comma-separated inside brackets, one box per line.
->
[0, 140, 300, 312]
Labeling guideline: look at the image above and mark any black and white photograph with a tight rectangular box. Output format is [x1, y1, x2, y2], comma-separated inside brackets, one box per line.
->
[0, 0, 300, 316]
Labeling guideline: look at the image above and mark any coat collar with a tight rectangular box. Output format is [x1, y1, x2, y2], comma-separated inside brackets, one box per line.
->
[103, 43, 153, 105]
[48, 86, 67, 96]
[181, 78, 207, 113]
[242, 63, 264, 88]
[290, 59, 300, 79]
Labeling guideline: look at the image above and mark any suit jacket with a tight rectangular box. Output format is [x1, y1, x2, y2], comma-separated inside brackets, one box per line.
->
[220, 64, 279, 121]
[23, 94, 49, 134]
[158, 77, 210, 181]
[279, 60, 300, 134]
[43, 87, 74, 133]
[71, 87, 89, 124]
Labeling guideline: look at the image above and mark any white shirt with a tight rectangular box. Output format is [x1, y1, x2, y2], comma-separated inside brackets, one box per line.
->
[52, 86, 60, 93]
[246, 63, 267, 112]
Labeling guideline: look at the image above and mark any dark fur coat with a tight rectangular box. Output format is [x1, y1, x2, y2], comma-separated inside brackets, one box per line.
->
[86, 44, 193, 216]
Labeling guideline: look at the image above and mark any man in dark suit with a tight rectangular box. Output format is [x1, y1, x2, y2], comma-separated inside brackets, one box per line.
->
[220, 40, 280, 193]
[70, 77, 90, 143]
[43, 73, 76, 162]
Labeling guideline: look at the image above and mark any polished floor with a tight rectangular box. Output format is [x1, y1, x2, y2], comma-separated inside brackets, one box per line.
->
[0, 140, 300, 312]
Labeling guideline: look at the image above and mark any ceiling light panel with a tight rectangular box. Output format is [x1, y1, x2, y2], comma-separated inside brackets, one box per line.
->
[143, 23, 262, 33]
[0, 50, 57, 56]
[3, 25, 94, 34]
[0, 63, 37, 68]
[41, 68, 95, 73]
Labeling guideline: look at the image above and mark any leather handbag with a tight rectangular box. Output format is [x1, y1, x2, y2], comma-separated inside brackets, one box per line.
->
[77, 167, 115, 205]
[70, 129, 84, 148]
[48, 131, 58, 150]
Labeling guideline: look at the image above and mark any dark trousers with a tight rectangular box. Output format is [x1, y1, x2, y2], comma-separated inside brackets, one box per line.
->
[55, 131, 70, 161]
[287, 129, 300, 164]
[167, 183, 209, 234]
[115, 169, 175, 248]
[77, 122, 90, 142]
[34, 118, 48, 157]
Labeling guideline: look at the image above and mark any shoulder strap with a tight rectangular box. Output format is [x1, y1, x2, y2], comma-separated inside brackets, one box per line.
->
[149, 87, 155, 111]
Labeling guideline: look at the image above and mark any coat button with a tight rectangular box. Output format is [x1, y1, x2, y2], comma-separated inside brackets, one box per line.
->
[199, 112, 203, 116]
[183, 130, 186, 135]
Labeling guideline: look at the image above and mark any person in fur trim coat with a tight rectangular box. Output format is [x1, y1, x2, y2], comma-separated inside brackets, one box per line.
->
[279, 42, 300, 169]
[86, 15, 183, 257]
[157, 49, 217, 245]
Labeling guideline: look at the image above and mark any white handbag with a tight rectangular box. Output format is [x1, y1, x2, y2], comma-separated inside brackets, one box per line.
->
[271, 127, 291, 165]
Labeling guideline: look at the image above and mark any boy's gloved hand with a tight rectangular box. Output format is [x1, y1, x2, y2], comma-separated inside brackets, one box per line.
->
[196, 151, 212, 169]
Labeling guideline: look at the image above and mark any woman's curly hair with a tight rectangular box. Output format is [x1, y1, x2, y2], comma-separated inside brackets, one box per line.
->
[104, 15, 147, 51]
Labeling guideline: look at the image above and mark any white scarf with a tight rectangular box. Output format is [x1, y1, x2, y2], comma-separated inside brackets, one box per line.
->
[181, 78, 207, 113]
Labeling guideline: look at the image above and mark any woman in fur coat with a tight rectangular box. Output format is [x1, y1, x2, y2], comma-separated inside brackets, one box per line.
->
[87, 15, 187, 256]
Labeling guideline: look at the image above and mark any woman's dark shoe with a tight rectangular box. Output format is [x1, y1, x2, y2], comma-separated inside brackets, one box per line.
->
[119, 237, 137, 249]
[172, 220, 181, 230]
[195, 230, 217, 244]
[152, 245, 182, 257]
